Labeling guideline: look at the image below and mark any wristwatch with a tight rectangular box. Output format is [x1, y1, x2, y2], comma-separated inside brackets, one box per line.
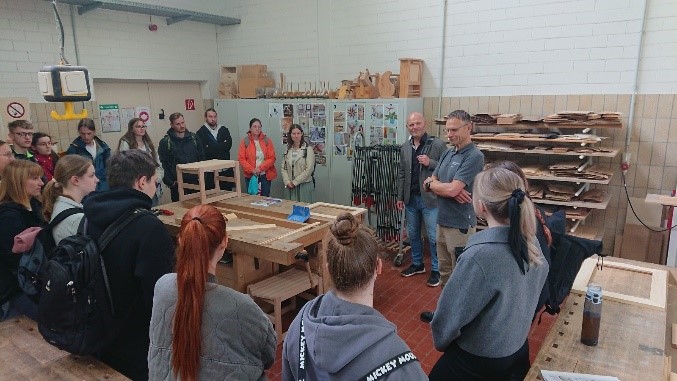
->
[424, 181, 432, 191]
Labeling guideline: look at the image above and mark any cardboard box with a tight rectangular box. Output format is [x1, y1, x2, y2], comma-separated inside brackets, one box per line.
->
[218, 81, 237, 99]
[620, 224, 669, 264]
[238, 77, 275, 99]
[220, 66, 237, 81]
[237, 64, 267, 78]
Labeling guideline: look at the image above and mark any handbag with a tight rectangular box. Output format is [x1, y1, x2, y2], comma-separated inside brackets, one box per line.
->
[248, 174, 259, 195]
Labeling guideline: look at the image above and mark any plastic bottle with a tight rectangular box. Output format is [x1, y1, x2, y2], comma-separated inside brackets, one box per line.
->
[581, 284, 602, 346]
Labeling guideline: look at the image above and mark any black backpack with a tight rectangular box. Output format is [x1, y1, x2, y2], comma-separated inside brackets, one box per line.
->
[37, 208, 149, 355]
[17, 207, 84, 299]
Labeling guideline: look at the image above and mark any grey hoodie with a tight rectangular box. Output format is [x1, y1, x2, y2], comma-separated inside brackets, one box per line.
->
[282, 291, 427, 381]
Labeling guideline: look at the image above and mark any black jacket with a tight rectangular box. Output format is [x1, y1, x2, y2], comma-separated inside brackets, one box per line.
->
[157, 128, 205, 186]
[83, 188, 174, 380]
[0, 199, 43, 304]
[195, 124, 232, 161]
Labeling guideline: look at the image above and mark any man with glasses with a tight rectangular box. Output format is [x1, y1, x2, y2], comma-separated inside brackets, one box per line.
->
[420, 110, 484, 323]
[7, 120, 35, 161]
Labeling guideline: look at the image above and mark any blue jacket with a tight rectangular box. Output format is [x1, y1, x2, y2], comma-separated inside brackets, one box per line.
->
[66, 136, 110, 191]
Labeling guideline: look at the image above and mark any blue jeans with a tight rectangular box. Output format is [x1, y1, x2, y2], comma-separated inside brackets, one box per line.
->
[405, 194, 438, 272]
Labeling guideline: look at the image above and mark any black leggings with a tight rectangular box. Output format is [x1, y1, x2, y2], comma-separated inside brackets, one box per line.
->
[429, 341, 527, 381]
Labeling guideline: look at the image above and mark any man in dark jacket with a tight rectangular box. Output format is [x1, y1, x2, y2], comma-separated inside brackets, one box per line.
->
[195, 107, 233, 190]
[396, 112, 448, 287]
[158, 112, 205, 201]
[83, 150, 174, 380]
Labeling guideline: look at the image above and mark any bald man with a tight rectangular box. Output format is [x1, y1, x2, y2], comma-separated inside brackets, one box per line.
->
[396, 112, 448, 287]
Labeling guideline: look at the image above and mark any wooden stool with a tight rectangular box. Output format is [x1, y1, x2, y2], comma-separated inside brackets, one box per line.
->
[247, 266, 322, 343]
[176, 159, 241, 204]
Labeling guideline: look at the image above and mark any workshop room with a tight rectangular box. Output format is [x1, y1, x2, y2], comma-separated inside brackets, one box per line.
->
[0, 0, 676, 380]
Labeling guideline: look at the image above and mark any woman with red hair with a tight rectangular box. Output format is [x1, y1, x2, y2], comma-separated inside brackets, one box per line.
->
[148, 204, 276, 380]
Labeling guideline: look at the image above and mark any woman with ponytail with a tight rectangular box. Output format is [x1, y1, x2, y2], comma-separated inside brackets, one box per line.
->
[282, 213, 426, 381]
[149, 204, 276, 381]
[42, 155, 98, 244]
[428, 167, 549, 381]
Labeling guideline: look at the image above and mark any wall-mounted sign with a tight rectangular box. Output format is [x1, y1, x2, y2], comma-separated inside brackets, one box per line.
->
[185, 99, 195, 111]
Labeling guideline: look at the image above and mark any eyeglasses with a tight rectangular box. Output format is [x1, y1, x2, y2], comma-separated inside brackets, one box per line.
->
[14, 131, 34, 138]
[445, 123, 470, 133]
[134, 125, 147, 129]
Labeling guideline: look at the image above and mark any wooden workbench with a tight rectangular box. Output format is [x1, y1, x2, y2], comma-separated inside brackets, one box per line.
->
[527, 257, 677, 380]
[158, 195, 366, 292]
[0, 316, 127, 380]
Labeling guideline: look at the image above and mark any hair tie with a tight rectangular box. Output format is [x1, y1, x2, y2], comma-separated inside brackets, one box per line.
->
[192, 216, 203, 223]
[511, 188, 525, 203]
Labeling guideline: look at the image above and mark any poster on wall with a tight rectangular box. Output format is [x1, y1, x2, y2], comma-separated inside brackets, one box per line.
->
[135, 106, 152, 129]
[119, 107, 135, 131]
[311, 103, 327, 166]
[269, 103, 282, 118]
[99, 104, 121, 133]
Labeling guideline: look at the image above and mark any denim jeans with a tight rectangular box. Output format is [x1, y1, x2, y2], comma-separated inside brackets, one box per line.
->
[405, 194, 438, 272]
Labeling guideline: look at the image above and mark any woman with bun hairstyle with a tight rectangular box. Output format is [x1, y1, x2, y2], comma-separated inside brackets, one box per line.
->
[428, 167, 549, 381]
[238, 118, 276, 197]
[282, 213, 427, 381]
[42, 155, 99, 244]
[149, 204, 276, 381]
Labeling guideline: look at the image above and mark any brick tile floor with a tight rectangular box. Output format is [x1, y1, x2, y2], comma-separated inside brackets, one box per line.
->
[266, 252, 557, 380]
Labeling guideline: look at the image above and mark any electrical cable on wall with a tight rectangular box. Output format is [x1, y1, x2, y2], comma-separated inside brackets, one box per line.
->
[621, 171, 677, 232]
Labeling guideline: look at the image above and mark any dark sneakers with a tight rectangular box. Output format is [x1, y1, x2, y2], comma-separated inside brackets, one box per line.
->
[420, 311, 434, 323]
[400, 264, 425, 277]
[426, 271, 441, 287]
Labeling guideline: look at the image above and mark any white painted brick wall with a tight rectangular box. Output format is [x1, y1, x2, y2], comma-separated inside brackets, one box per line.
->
[1, 0, 220, 102]
[1, 0, 675, 102]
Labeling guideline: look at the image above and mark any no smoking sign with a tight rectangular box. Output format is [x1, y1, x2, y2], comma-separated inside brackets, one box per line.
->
[7, 102, 25, 118]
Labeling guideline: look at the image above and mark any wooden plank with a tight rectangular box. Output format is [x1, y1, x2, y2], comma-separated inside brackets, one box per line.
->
[533, 193, 611, 210]
[227, 224, 277, 232]
[0, 317, 127, 380]
[572, 258, 667, 310]
[478, 146, 619, 157]
[527, 293, 666, 380]
[527, 173, 612, 185]
[259, 222, 321, 245]
[646, 194, 677, 207]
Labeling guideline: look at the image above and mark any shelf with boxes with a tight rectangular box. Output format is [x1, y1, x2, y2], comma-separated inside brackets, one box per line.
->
[436, 111, 620, 240]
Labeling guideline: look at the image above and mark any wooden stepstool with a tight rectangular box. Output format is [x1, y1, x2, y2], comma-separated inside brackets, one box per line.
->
[176, 159, 241, 204]
[399, 58, 423, 98]
[247, 252, 322, 343]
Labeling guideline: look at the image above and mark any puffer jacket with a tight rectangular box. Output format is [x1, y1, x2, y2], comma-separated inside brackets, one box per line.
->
[238, 132, 277, 180]
[149, 273, 276, 380]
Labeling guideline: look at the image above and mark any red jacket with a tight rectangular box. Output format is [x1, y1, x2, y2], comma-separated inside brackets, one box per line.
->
[238, 132, 277, 180]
